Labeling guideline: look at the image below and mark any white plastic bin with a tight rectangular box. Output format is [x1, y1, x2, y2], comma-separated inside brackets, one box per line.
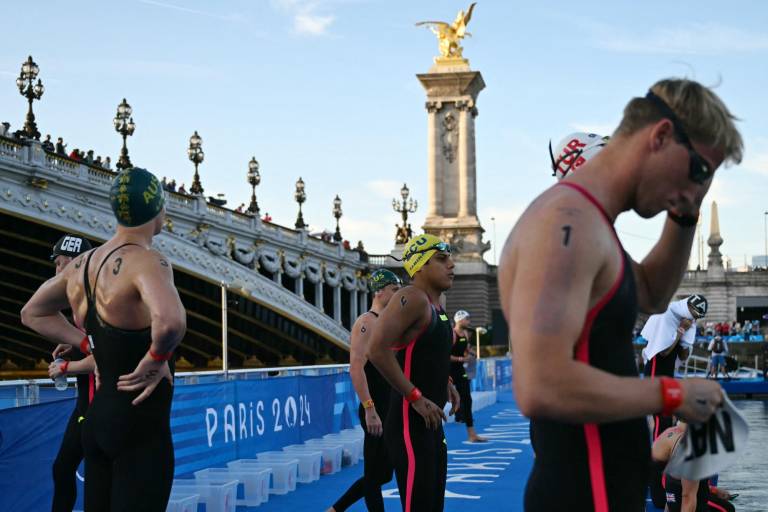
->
[194, 467, 269, 507]
[165, 491, 199, 512]
[228, 459, 297, 495]
[172, 478, 237, 512]
[323, 434, 360, 466]
[257, 450, 321, 483]
[301, 439, 343, 474]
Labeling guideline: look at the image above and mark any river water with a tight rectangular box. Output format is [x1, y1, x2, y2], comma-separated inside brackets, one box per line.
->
[717, 400, 768, 511]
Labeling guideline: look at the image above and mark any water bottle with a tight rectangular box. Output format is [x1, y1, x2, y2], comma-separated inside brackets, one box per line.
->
[53, 358, 68, 391]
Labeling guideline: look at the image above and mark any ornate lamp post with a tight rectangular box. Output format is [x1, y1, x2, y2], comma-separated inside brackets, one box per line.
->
[113, 98, 136, 170]
[188, 131, 204, 195]
[332, 195, 343, 242]
[392, 183, 418, 244]
[247, 157, 261, 215]
[294, 177, 307, 229]
[16, 56, 45, 140]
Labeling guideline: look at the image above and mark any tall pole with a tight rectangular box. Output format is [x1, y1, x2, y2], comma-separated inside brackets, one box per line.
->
[221, 283, 229, 379]
[491, 216, 497, 265]
[764, 211, 768, 268]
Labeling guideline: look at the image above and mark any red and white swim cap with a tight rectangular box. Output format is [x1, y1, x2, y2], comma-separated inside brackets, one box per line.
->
[549, 132, 610, 180]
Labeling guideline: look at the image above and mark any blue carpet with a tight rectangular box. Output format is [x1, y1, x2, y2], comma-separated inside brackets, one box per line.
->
[250, 393, 533, 511]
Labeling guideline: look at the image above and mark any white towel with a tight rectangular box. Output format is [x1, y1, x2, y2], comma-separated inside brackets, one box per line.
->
[641, 299, 697, 364]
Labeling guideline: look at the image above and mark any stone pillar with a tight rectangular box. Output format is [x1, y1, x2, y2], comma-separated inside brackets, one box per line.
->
[315, 282, 324, 310]
[273, 269, 281, 285]
[458, 104, 469, 218]
[707, 201, 724, 277]
[296, 276, 304, 298]
[427, 101, 440, 217]
[333, 285, 342, 323]
[360, 291, 368, 314]
[350, 290, 358, 325]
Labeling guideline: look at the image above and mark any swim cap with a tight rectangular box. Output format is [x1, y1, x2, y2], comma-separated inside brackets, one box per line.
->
[109, 167, 165, 227]
[402, 233, 450, 277]
[687, 294, 708, 318]
[454, 310, 470, 323]
[50, 234, 92, 260]
[369, 269, 403, 293]
[550, 132, 609, 180]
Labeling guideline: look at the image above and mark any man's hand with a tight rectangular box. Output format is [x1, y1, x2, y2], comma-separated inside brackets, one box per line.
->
[675, 378, 724, 423]
[364, 407, 383, 437]
[48, 360, 66, 379]
[411, 396, 447, 429]
[52, 344, 72, 359]
[448, 382, 461, 416]
[117, 352, 173, 406]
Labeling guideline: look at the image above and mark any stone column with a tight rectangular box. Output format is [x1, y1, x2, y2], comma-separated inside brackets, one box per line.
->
[427, 101, 440, 217]
[350, 290, 358, 325]
[296, 276, 304, 299]
[333, 285, 342, 323]
[359, 291, 368, 314]
[315, 281, 324, 310]
[457, 101, 470, 218]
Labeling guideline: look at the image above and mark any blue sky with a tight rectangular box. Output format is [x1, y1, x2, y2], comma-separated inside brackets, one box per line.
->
[2, 1, 767, 268]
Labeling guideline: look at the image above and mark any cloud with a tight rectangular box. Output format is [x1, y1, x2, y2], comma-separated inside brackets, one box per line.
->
[138, 0, 245, 22]
[591, 22, 768, 55]
[272, 0, 336, 36]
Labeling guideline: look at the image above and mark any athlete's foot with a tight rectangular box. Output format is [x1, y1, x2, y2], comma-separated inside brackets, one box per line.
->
[468, 435, 489, 443]
[325, 507, 337, 512]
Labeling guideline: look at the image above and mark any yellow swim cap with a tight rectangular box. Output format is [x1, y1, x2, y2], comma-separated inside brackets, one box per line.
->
[402, 233, 449, 277]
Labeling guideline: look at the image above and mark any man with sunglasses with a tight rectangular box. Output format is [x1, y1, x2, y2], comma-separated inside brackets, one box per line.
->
[498, 78, 743, 511]
[368, 233, 460, 512]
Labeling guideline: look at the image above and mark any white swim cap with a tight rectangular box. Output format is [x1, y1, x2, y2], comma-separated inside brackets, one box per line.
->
[549, 132, 610, 180]
[454, 310, 470, 323]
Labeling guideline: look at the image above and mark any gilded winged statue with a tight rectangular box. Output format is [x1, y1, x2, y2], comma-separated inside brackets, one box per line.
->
[415, 3, 476, 60]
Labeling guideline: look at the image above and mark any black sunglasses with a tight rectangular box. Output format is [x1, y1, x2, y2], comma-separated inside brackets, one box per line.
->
[645, 91, 713, 184]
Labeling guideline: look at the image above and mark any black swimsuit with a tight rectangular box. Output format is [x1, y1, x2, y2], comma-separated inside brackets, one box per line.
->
[385, 301, 452, 512]
[525, 182, 649, 512]
[451, 332, 474, 427]
[80, 244, 175, 511]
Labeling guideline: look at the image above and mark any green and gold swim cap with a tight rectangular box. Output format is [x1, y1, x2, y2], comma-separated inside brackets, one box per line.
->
[402, 233, 450, 277]
[369, 268, 402, 293]
[109, 167, 165, 227]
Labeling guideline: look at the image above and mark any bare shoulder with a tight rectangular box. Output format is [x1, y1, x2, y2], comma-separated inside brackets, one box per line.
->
[352, 312, 376, 337]
[390, 285, 429, 312]
[129, 248, 173, 272]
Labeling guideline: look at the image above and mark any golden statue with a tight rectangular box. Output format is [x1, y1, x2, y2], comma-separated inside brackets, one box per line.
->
[416, 3, 476, 62]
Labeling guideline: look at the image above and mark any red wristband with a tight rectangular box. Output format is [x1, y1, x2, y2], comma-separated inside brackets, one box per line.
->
[149, 349, 173, 362]
[60, 360, 69, 375]
[660, 377, 684, 416]
[405, 387, 422, 403]
[79, 335, 90, 355]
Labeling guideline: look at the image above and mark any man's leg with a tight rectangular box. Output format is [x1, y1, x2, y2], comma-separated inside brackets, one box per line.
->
[51, 410, 84, 512]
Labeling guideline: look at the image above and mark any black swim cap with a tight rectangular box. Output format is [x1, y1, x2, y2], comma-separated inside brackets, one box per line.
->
[109, 167, 165, 227]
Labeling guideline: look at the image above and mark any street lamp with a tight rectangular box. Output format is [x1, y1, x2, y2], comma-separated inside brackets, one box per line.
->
[247, 157, 261, 215]
[113, 98, 136, 170]
[294, 177, 307, 229]
[332, 195, 343, 242]
[188, 131, 204, 195]
[16, 56, 45, 140]
[392, 183, 418, 244]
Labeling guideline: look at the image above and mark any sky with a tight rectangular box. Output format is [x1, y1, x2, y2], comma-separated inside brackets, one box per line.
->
[1, 1, 767, 269]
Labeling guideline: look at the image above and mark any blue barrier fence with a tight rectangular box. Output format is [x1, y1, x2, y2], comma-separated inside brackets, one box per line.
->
[0, 357, 511, 511]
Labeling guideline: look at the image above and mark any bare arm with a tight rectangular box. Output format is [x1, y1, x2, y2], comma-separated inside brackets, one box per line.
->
[661, 318, 693, 358]
[21, 271, 85, 347]
[133, 252, 186, 354]
[349, 315, 374, 404]
[499, 203, 721, 423]
[631, 218, 696, 314]
[367, 287, 429, 396]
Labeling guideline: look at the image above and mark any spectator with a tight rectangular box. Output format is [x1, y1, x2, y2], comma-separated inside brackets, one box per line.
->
[343, 240, 351, 250]
[722, 322, 730, 336]
[0, 122, 10, 137]
[85, 150, 94, 164]
[69, 149, 81, 161]
[705, 321, 714, 337]
[707, 335, 730, 380]
[94, 156, 103, 167]
[103, 156, 111, 169]
[42, 134, 55, 152]
[744, 321, 753, 342]
[178, 183, 187, 195]
[262, 212, 272, 222]
[168, 179, 176, 192]
[55, 137, 67, 155]
[161, 176, 168, 191]
[234, 203, 245, 213]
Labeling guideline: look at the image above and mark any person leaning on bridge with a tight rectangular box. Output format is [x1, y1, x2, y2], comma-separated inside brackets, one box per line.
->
[498, 78, 740, 511]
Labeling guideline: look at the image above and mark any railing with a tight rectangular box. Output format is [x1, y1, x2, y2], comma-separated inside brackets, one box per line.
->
[367, 253, 397, 267]
[0, 136, 24, 160]
[680, 354, 762, 378]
